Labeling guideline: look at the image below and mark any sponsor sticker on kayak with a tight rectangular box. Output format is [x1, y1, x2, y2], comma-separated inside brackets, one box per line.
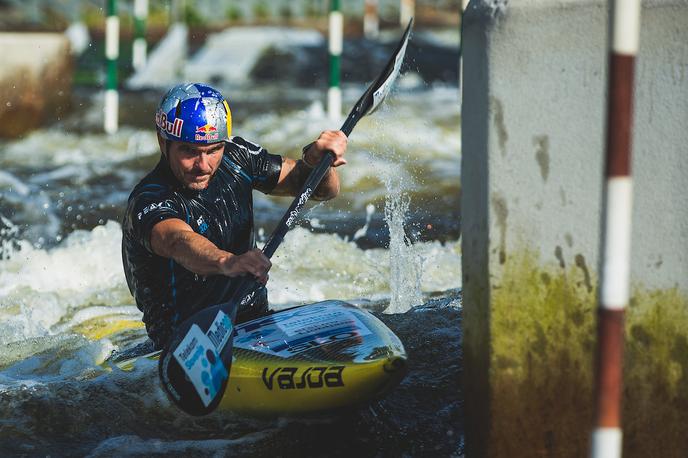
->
[276, 308, 371, 338]
[234, 305, 371, 358]
[173, 324, 228, 407]
[261, 366, 345, 390]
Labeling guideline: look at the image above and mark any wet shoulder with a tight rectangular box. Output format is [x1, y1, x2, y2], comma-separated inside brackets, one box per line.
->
[222, 136, 265, 183]
[224, 136, 282, 194]
[125, 161, 183, 225]
[128, 161, 176, 203]
[227, 136, 265, 158]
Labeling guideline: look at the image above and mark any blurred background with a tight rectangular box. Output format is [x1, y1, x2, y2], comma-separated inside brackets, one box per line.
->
[0, 1, 463, 456]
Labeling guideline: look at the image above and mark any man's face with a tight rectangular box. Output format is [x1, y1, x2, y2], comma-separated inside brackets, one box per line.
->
[159, 134, 224, 191]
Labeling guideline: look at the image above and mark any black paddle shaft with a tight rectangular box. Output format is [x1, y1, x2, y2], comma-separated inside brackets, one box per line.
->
[258, 17, 415, 265]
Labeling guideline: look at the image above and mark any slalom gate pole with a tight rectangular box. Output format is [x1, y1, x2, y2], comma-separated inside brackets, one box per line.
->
[328, 0, 342, 120]
[590, 1, 641, 457]
[132, 0, 148, 71]
[104, 0, 119, 134]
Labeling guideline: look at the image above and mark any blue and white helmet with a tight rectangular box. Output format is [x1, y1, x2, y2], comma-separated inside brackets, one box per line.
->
[155, 83, 232, 144]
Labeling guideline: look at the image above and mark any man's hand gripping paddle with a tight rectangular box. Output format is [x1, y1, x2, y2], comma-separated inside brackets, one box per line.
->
[158, 18, 414, 416]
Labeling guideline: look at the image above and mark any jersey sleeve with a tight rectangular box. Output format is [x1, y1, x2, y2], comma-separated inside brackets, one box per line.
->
[126, 185, 185, 253]
[229, 136, 282, 194]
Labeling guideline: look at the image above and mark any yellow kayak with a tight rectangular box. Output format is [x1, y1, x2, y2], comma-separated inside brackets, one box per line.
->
[113, 301, 407, 415]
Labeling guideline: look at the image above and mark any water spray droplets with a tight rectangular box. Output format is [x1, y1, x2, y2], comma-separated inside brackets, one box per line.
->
[381, 166, 423, 313]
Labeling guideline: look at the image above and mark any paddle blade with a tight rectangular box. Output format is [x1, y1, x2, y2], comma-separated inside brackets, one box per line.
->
[341, 18, 414, 135]
[368, 18, 413, 115]
[158, 304, 236, 416]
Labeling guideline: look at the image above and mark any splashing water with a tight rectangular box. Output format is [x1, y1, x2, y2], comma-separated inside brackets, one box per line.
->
[363, 101, 428, 313]
[382, 169, 424, 313]
[0, 24, 464, 455]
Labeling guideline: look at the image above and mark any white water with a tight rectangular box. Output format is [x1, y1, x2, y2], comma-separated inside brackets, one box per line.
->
[186, 27, 324, 87]
[383, 173, 425, 313]
[0, 82, 461, 374]
[0, 216, 459, 363]
[0, 11, 463, 372]
[0, 19, 463, 455]
[127, 23, 189, 90]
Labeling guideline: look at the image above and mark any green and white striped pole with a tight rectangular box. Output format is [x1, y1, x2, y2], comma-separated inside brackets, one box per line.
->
[132, 0, 148, 71]
[104, 0, 119, 134]
[328, 0, 342, 120]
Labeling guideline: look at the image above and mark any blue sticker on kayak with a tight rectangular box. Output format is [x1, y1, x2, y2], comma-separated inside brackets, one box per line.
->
[173, 324, 228, 406]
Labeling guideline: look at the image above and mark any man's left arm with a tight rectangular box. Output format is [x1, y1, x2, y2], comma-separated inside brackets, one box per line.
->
[271, 130, 348, 200]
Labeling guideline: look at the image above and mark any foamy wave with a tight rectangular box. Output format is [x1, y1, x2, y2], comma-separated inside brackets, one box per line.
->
[268, 227, 461, 307]
[0, 335, 114, 386]
[0, 216, 459, 348]
[1, 128, 158, 168]
[0, 221, 126, 296]
[0, 221, 131, 346]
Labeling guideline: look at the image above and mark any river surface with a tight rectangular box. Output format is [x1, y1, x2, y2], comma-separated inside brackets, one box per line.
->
[0, 26, 462, 457]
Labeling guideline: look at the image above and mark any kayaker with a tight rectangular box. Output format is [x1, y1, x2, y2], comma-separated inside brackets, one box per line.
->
[121, 83, 347, 349]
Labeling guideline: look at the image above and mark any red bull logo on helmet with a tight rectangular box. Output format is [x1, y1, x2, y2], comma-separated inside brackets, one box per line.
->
[156, 110, 183, 138]
[195, 123, 219, 141]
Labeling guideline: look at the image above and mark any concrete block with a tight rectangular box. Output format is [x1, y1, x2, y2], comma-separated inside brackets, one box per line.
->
[461, 0, 688, 456]
[0, 33, 72, 138]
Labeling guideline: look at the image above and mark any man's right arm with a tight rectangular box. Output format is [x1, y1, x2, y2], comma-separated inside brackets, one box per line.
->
[150, 218, 271, 283]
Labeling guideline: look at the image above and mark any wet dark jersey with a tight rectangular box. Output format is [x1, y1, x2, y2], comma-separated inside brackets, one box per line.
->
[122, 136, 282, 349]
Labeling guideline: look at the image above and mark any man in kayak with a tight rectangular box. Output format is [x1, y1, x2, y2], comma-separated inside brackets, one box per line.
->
[122, 83, 347, 350]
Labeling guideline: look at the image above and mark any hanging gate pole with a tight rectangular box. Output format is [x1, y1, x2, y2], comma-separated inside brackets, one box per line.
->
[104, 0, 119, 134]
[132, 0, 148, 71]
[328, 0, 343, 120]
[591, 1, 641, 457]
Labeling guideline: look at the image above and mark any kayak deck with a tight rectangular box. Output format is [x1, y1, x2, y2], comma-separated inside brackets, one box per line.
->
[111, 301, 407, 415]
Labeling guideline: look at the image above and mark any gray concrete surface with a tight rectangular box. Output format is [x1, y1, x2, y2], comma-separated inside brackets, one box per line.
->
[461, 0, 688, 456]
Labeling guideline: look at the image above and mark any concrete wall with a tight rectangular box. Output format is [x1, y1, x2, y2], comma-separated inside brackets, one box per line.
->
[461, 0, 688, 456]
[0, 33, 72, 138]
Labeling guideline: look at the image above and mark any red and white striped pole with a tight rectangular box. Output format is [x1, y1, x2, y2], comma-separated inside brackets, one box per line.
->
[591, 1, 641, 457]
